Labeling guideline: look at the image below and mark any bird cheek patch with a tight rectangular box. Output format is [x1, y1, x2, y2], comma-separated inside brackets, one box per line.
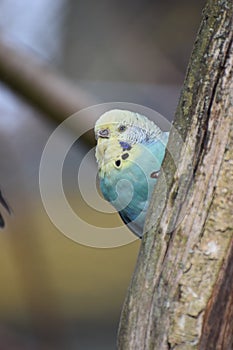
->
[119, 141, 132, 151]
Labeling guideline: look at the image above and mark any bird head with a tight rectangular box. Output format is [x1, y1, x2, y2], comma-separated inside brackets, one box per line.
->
[95, 109, 162, 145]
[95, 109, 163, 174]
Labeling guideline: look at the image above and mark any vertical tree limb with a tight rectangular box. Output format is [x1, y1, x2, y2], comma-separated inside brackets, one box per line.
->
[118, 0, 233, 349]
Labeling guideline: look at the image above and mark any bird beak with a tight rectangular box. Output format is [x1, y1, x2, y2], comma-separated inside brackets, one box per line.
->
[97, 129, 110, 139]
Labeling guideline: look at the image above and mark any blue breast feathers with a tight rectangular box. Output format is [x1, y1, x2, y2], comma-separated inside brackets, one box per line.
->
[99, 132, 168, 237]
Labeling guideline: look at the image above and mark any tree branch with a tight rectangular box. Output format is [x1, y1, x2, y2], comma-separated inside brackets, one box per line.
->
[0, 36, 97, 117]
[118, 0, 233, 348]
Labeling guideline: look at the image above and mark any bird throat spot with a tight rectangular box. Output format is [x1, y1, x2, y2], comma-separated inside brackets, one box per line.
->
[121, 153, 129, 160]
[115, 159, 121, 168]
[119, 141, 132, 151]
[115, 152, 130, 168]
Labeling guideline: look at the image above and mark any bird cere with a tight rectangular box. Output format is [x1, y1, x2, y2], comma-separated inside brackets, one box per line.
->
[95, 109, 169, 238]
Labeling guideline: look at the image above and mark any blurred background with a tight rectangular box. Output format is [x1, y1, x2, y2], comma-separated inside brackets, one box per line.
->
[0, 1, 205, 349]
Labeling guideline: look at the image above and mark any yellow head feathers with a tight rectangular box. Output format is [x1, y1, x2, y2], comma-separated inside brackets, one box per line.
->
[94, 109, 161, 141]
[95, 109, 162, 176]
[95, 136, 123, 173]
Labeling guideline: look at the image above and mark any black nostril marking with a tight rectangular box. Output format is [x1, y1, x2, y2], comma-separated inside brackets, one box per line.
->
[115, 159, 121, 167]
[121, 153, 129, 160]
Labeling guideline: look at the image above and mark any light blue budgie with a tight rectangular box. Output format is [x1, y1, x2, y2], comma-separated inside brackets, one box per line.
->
[95, 109, 169, 238]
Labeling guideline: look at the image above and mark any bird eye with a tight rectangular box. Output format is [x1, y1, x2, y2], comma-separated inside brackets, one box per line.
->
[118, 125, 126, 132]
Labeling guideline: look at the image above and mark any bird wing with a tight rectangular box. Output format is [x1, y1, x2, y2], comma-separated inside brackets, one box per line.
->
[119, 210, 144, 239]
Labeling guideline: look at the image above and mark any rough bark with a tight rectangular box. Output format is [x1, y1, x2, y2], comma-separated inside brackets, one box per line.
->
[118, 0, 233, 349]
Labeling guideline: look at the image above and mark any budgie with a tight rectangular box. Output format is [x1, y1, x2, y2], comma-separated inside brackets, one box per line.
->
[0, 190, 10, 228]
[95, 109, 169, 238]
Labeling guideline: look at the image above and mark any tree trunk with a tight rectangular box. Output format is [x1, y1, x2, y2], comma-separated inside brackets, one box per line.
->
[118, 0, 233, 349]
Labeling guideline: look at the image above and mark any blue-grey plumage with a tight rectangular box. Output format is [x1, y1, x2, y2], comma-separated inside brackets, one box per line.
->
[95, 109, 169, 238]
